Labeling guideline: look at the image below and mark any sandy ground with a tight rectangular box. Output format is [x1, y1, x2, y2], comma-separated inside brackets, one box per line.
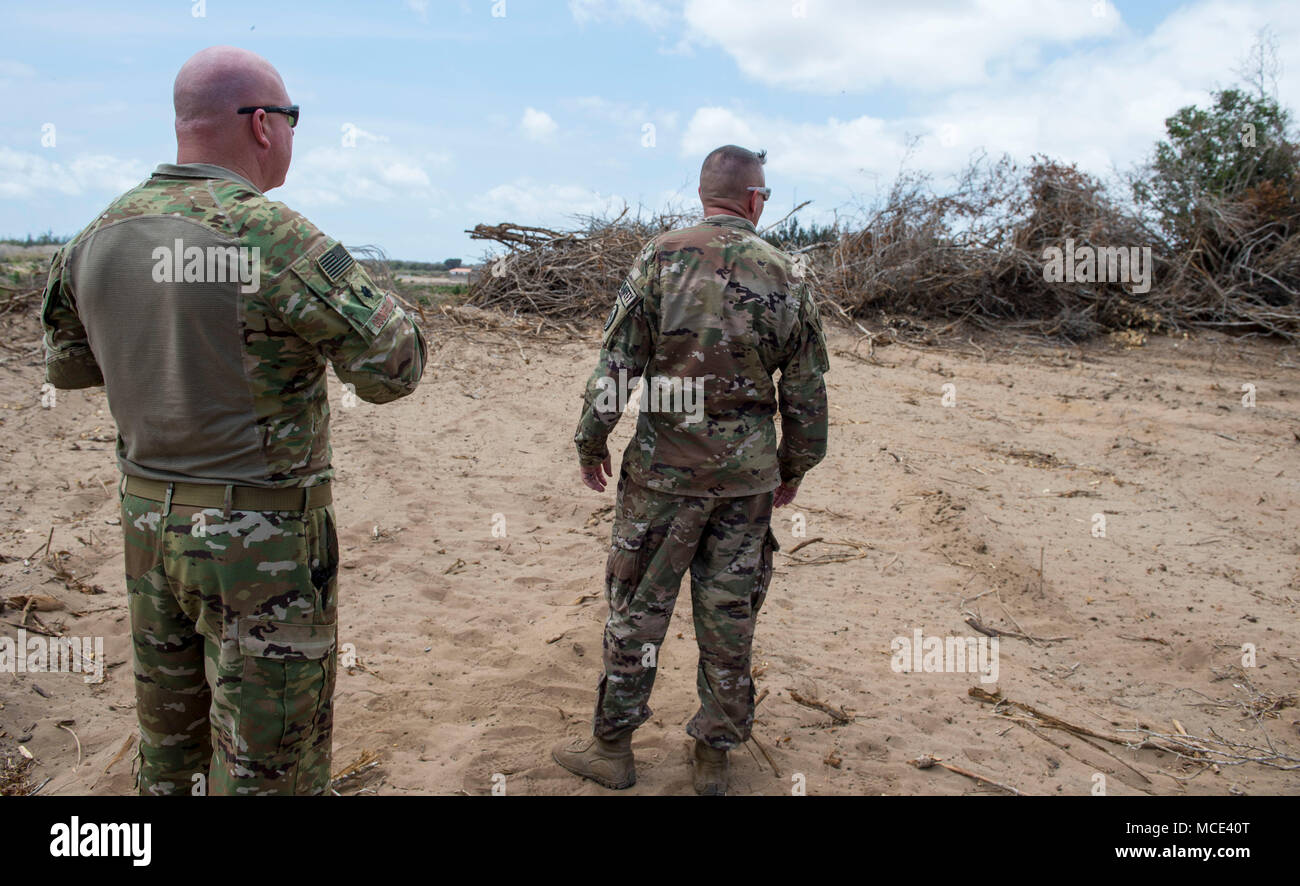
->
[1, 305, 1298, 796]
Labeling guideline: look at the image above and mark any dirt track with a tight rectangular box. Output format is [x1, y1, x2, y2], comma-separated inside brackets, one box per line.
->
[2, 307, 1298, 795]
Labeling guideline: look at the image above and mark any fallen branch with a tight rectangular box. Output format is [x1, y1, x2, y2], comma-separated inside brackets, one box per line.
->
[782, 538, 872, 567]
[963, 615, 1071, 644]
[788, 689, 854, 724]
[969, 687, 1186, 757]
[91, 734, 136, 789]
[747, 733, 782, 779]
[56, 720, 82, 770]
[910, 754, 1022, 795]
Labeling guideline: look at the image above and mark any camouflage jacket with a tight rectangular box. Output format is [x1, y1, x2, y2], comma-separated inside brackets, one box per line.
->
[575, 213, 829, 497]
[41, 162, 426, 488]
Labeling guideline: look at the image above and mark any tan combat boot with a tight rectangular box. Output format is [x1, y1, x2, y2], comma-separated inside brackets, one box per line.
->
[692, 739, 729, 796]
[552, 731, 636, 789]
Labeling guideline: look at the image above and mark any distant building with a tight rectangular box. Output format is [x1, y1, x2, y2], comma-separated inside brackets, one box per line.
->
[449, 265, 480, 284]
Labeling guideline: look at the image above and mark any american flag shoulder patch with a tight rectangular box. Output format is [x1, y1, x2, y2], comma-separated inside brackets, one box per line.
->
[317, 243, 355, 284]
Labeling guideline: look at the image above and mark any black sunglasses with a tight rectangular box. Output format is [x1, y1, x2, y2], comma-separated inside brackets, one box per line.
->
[237, 105, 299, 128]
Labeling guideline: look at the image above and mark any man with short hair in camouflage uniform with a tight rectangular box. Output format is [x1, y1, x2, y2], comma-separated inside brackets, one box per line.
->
[40, 46, 426, 795]
[554, 145, 829, 795]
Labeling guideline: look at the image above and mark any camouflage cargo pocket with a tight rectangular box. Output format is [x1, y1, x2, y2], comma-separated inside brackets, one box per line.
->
[236, 619, 337, 755]
[753, 527, 780, 615]
[605, 534, 644, 614]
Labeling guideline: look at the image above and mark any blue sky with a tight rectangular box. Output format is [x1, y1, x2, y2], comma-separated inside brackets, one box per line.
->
[1, 0, 1295, 262]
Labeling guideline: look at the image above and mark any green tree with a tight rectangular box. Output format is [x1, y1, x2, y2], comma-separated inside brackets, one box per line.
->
[1133, 87, 1298, 248]
[762, 218, 838, 251]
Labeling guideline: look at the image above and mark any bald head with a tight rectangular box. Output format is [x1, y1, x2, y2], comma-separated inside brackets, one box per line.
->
[175, 46, 287, 132]
[173, 46, 294, 191]
[700, 145, 766, 205]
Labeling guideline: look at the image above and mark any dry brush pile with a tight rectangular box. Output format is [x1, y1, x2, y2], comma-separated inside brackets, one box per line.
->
[816, 157, 1162, 340]
[820, 155, 1299, 342]
[1161, 181, 1300, 339]
[464, 208, 698, 324]
[464, 156, 1300, 343]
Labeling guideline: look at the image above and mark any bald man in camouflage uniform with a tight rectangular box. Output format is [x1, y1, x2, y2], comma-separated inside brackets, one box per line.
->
[553, 146, 829, 795]
[40, 46, 426, 795]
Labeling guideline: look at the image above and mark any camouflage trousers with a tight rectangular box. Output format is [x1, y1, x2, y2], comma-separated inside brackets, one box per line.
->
[594, 472, 778, 750]
[121, 492, 338, 796]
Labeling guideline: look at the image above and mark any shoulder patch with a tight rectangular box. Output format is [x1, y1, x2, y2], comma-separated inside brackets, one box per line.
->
[366, 293, 397, 334]
[355, 282, 382, 307]
[618, 279, 640, 308]
[602, 279, 643, 345]
[317, 243, 355, 284]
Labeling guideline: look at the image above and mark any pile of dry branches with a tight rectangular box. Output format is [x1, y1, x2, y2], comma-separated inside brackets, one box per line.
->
[464, 207, 696, 323]
[1160, 181, 1300, 339]
[814, 157, 1164, 340]
[462, 155, 1299, 343]
[818, 156, 1298, 341]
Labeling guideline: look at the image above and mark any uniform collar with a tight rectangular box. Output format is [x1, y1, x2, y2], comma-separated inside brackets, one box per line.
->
[151, 163, 261, 194]
[701, 213, 757, 234]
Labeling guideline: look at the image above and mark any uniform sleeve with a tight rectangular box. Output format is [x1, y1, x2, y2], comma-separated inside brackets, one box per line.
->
[574, 246, 656, 467]
[776, 283, 830, 487]
[40, 246, 104, 389]
[268, 243, 426, 404]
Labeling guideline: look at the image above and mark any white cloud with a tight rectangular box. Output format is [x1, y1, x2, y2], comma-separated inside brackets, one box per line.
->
[679, 108, 759, 158]
[338, 123, 389, 146]
[0, 147, 147, 199]
[520, 107, 559, 142]
[682, 0, 1123, 93]
[467, 179, 625, 223]
[680, 0, 1300, 202]
[913, 0, 1300, 176]
[404, 0, 429, 21]
[283, 144, 444, 207]
[681, 106, 907, 193]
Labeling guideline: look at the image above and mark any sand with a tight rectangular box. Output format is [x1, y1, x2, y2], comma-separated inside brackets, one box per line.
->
[1, 307, 1297, 796]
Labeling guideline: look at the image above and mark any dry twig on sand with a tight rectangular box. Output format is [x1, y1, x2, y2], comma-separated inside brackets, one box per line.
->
[91, 734, 136, 789]
[910, 754, 1023, 795]
[970, 687, 1300, 771]
[747, 733, 782, 779]
[783, 537, 872, 567]
[330, 749, 383, 791]
[788, 689, 854, 724]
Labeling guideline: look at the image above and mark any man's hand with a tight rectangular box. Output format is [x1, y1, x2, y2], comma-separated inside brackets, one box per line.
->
[580, 454, 613, 492]
[773, 482, 798, 508]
